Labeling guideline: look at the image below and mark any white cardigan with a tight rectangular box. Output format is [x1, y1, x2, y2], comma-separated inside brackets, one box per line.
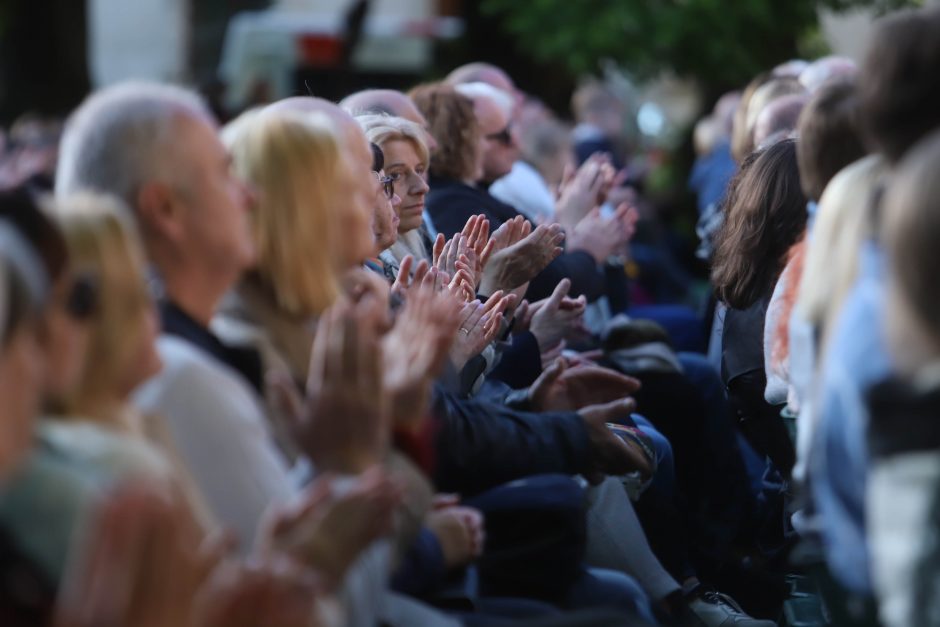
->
[133, 335, 296, 549]
[132, 334, 400, 627]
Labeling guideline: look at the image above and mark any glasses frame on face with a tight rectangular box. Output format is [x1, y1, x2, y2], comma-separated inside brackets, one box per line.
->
[486, 126, 513, 146]
[372, 171, 395, 200]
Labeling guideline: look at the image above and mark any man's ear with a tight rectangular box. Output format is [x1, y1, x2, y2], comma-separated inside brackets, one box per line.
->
[136, 181, 184, 243]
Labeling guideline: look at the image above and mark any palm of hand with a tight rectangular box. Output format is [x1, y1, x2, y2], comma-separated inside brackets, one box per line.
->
[536, 365, 641, 412]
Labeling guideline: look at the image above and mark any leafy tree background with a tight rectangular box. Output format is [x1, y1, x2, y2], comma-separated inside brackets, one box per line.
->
[481, 0, 920, 101]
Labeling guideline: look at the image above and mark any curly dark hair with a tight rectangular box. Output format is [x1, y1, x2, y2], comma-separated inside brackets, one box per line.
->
[711, 139, 808, 310]
[409, 83, 479, 181]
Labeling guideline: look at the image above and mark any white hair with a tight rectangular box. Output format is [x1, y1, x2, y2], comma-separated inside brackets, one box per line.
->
[454, 82, 514, 120]
[55, 82, 210, 209]
[798, 56, 858, 93]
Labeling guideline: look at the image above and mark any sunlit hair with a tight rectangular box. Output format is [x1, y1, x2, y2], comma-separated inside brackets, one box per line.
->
[798, 154, 886, 343]
[711, 139, 807, 310]
[455, 82, 514, 120]
[742, 77, 805, 157]
[356, 114, 430, 167]
[224, 109, 345, 318]
[410, 83, 479, 181]
[731, 72, 771, 162]
[51, 193, 152, 418]
[882, 131, 940, 373]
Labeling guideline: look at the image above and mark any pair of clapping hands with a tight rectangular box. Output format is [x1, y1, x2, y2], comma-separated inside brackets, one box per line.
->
[391, 214, 566, 372]
[555, 153, 640, 264]
[55, 468, 399, 627]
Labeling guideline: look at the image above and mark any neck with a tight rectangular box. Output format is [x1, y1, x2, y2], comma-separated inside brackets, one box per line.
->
[146, 239, 234, 328]
[161, 270, 227, 328]
[74, 395, 131, 431]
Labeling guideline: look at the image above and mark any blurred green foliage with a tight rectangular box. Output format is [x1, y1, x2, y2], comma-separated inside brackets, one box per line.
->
[482, 0, 920, 90]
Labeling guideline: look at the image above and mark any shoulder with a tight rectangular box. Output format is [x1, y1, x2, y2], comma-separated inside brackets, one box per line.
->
[134, 335, 267, 424]
[39, 420, 172, 481]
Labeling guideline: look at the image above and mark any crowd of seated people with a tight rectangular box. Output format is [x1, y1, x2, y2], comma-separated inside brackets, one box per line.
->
[0, 6, 938, 626]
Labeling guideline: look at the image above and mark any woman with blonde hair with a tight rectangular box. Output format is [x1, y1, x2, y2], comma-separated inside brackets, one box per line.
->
[0, 191, 216, 587]
[357, 114, 432, 274]
[40, 193, 216, 528]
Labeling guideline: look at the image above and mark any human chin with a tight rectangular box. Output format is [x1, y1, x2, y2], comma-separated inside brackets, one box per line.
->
[398, 213, 423, 233]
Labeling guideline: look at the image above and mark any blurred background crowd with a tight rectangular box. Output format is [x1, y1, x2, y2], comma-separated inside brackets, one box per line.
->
[1, 1, 940, 627]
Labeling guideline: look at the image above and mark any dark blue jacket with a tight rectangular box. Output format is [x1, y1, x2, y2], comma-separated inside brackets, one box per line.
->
[430, 386, 591, 496]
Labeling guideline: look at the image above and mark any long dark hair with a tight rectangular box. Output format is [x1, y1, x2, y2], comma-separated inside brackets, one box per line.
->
[711, 139, 807, 310]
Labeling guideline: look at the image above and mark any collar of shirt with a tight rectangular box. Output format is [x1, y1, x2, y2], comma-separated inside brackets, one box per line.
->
[159, 300, 264, 394]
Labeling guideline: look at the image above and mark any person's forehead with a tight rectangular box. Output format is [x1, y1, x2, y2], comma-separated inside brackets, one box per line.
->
[384, 137, 420, 161]
[175, 111, 225, 156]
[476, 96, 507, 130]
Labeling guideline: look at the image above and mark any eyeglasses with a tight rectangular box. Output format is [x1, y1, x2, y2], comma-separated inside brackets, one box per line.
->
[486, 126, 513, 146]
[373, 171, 396, 200]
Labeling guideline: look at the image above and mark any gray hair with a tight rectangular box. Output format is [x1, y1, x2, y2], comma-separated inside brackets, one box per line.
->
[454, 82, 514, 120]
[55, 82, 210, 209]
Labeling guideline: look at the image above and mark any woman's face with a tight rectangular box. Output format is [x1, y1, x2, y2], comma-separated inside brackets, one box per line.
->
[381, 139, 430, 234]
[371, 168, 401, 253]
[337, 153, 378, 268]
[0, 322, 43, 479]
[38, 274, 92, 402]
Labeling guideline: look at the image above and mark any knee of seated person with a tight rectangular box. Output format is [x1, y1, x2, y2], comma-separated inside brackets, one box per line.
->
[632, 414, 673, 467]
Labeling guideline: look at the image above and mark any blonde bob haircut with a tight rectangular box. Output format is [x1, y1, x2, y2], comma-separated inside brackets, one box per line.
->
[51, 192, 152, 418]
[224, 109, 344, 318]
[356, 114, 430, 166]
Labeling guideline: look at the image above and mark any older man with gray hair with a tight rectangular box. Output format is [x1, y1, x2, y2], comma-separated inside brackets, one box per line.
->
[55, 82, 415, 627]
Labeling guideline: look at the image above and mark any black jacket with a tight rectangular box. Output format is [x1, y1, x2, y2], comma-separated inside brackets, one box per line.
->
[430, 385, 591, 496]
[426, 176, 606, 303]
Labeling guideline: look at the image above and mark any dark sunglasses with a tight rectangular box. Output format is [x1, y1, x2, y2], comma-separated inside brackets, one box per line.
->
[486, 126, 513, 146]
[65, 274, 98, 321]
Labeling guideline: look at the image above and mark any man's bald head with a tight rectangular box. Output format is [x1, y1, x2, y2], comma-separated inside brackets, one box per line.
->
[447, 64, 527, 130]
[338, 89, 438, 152]
[799, 56, 858, 93]
[754, 93, 809, 148]
[446, 63, 519, 104]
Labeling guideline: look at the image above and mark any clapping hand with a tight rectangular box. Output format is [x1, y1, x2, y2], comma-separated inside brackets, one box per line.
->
[269, 296, 387, 474]
[529, 357, 642, 413]
[382, 283, 462, 430]
[449, 291, 515, 370]
[479, 220, 564, 296]
[567, 203, 638, 265]
[526, 278, 586, 354]
[55, 485, 225, 627]
[257, 469, 402, 592]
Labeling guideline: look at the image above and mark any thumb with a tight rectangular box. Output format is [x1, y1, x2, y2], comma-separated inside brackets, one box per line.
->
[533, 357, 566, 394]
[397, 255, 414, 283]
[546, 278, 571, 310]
